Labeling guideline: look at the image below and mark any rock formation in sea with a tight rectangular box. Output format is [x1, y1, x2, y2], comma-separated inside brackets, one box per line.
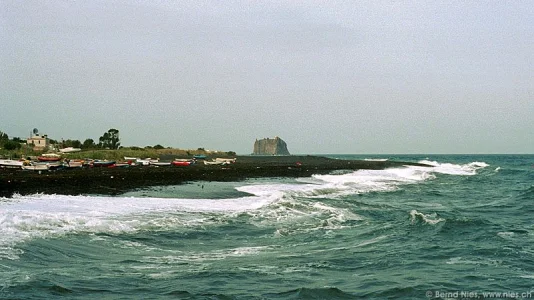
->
[252, 137, 290, 155]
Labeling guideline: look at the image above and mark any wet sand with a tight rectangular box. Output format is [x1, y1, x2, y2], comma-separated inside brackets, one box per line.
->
[0, 155, 428, 198]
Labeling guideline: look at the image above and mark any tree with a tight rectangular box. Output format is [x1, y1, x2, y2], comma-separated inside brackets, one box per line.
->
[0, 131, 8, 142]
[0, 131, 8, 148]
[98, 129, 120, 150]
[82, 138, 96, 149]
[3, 140, 21, 150]
[63, 139, 82, 148]
[153, 144, 164, 150]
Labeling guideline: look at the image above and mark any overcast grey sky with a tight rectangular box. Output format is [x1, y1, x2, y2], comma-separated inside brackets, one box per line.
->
[1, 1, 533, 154]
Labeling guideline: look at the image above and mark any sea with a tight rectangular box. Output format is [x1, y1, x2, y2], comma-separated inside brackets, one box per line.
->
[1, 154, 533, 299]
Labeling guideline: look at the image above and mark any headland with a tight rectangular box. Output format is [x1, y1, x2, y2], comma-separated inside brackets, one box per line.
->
[0, 155, 429, 198]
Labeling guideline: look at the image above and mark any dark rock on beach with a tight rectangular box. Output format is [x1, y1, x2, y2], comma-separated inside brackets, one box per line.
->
[0, 155, 428, 198]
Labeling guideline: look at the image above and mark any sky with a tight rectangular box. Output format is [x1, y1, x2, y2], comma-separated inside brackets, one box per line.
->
[1, 0, 533, 154]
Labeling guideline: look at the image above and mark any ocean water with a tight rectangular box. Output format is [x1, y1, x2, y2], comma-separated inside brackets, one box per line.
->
[1, 154, 533, 299]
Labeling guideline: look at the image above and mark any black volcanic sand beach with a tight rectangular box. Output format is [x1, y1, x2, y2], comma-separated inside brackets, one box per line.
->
[0, 155, 428, 198]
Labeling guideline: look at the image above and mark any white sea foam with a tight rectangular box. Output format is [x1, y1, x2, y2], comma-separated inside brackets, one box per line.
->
[409, 210, 444, 225]
[0, 158, 488, 259]
[0, 193, 277, 260]
[497, 231, 515, 239]
[417, 160, 489, 175]
[355, 235, 389, 248]
[142, 246, 272, 263]
[310, 167, 435, 197]
[446, 256, 501, 266]
[234, 183, 365, 234]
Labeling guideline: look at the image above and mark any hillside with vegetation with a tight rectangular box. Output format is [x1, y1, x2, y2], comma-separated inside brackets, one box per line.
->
[0, 129, 236, 160]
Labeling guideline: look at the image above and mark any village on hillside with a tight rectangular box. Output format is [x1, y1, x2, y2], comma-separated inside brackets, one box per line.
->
[0, 128, 237, 170]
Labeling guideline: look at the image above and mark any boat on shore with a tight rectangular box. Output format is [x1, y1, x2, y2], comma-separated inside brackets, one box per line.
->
[150, 162, 172, 167]
[64, 160, 84, 169]
[203, 160, 224, 165]
[110, 162, 131, 168]
[59, 147, 81, 153]
[215, 158, 237, 164]
[171, 161, 193, 166]
[38, 154, 62, 162]
[0, 159, 23, 168]
[136, 158, 159, 166]
[22, 164, 49, 171]
[30, 161, 64, 170]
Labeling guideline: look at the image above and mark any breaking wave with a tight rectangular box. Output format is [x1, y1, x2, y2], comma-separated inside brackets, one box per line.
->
[409, 209, 445, 225]
[417, 160, 489, 175]
[364, 158, 388, 161]
[0, 193, 276, 260]
[0, 159, 487, 259]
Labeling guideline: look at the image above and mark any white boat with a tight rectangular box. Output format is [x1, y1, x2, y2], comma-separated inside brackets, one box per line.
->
[33, 161, 63, 169]
[203, 160, 224, 165]
[0, 159, 23, 168]
[137, 158, 159, 166]
[65, 160, 84, 168]
[113, 163, 131, 168]
[59, 147, 82, 153]
[215, 158, 237, 164]
[22, 164, 49, 171]
[41, 153, 61, 158]
[150, 161, 171, 166]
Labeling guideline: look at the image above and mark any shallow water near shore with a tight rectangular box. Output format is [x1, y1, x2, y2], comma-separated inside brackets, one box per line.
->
[1, 154, 533, 299]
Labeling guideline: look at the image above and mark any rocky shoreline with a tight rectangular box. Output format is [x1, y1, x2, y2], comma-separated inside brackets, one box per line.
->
[0, 155, 429, 198]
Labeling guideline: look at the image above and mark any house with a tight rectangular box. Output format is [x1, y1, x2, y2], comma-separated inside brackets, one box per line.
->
[27, 134, 50, 151]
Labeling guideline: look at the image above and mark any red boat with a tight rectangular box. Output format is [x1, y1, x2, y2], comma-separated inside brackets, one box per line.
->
[37, 155, 62, 162]
[171, 161, 193, 166]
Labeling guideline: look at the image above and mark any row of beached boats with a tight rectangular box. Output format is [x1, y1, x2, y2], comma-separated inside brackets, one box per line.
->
[124, 157, 237, 166]
[0, 158, 114, 171]
[0, 156, 237, 171]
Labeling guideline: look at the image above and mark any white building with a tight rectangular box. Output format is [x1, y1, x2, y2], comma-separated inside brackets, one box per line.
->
[27, 134, 50, 151]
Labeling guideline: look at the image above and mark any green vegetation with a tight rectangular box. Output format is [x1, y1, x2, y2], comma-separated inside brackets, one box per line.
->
[62, 139, 82, 148]
[98, 128, 120, 150]
[59, 148, 235, 160]
[0, 128, 236, 160]
[82, 138, 96, 149]
[0, 131, 8, 142]
[0, 130, 24, 158]
[3, 141, 21, 151]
